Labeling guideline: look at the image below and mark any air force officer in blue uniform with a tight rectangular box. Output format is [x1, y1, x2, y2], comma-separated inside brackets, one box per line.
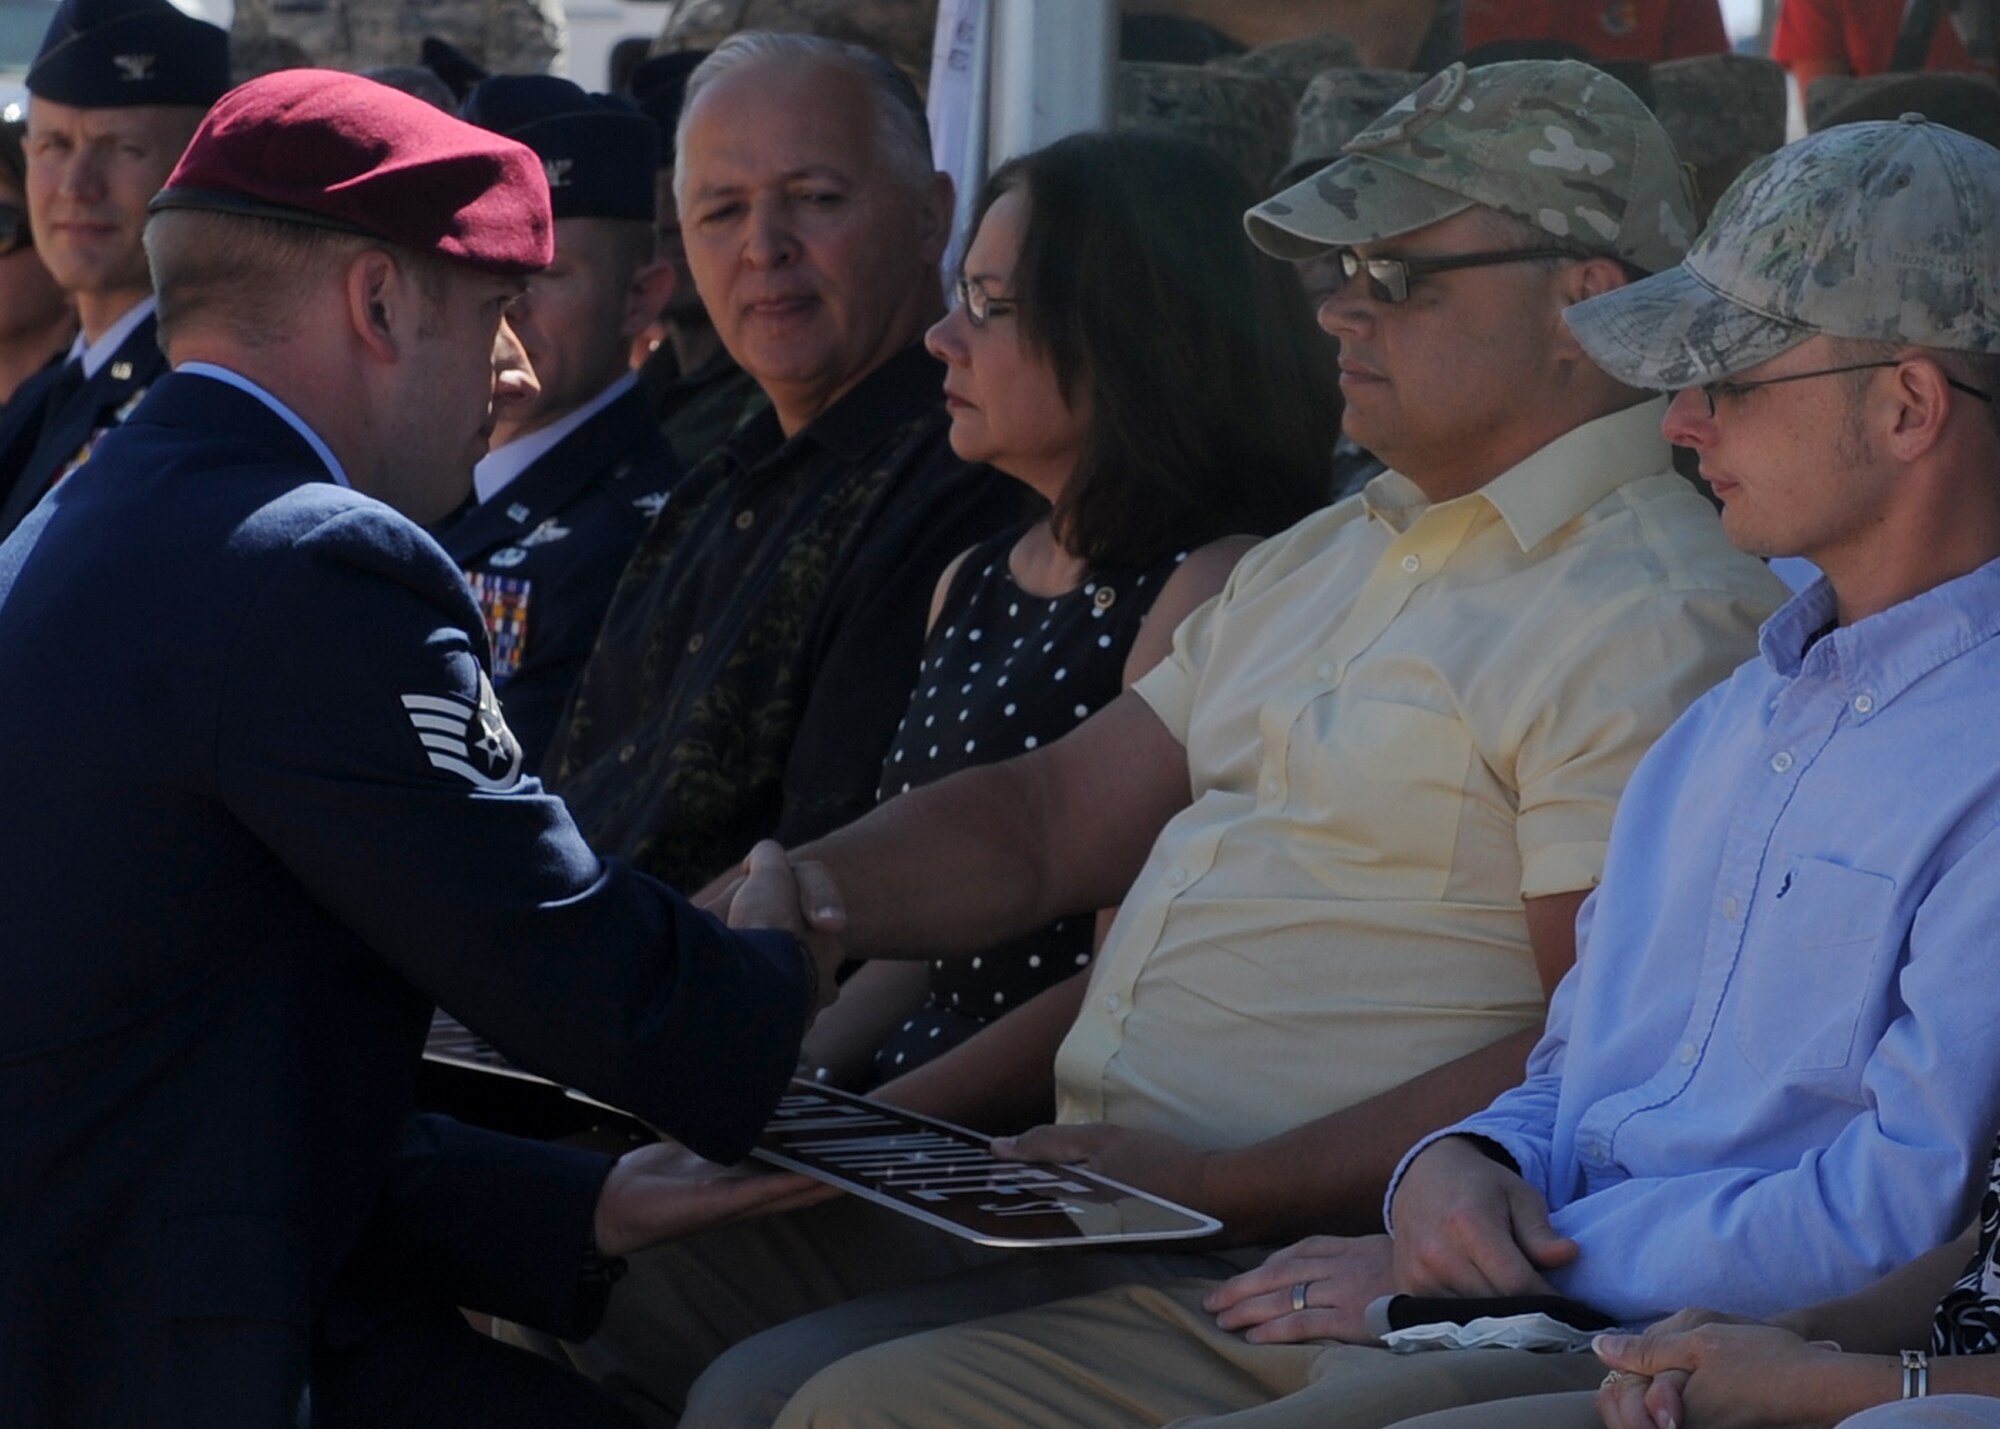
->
[440, 76, 685, 773]
[0, 0, 228, 541]
[0, 69, 832, 1428]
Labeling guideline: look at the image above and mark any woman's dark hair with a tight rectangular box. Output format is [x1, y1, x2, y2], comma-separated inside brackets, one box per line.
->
[0, 121, 26, 192]
[972, 129, 1338, 568]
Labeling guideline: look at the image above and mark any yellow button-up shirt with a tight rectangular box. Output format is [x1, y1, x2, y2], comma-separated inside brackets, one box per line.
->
[1053, 399, 1788, 1148]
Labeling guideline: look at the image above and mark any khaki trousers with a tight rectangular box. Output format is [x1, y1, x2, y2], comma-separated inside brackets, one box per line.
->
[511, 1196, 1257, 1428]
[774, 1278, 1613, 1429]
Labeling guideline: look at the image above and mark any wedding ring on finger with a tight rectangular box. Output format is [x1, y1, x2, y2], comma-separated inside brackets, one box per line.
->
[1291, 1282, 1310, 1313]
[1600, 1370, 1631, 1389]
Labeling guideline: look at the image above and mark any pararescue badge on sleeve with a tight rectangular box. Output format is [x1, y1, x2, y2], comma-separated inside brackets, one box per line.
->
[400, 670, 524, 790]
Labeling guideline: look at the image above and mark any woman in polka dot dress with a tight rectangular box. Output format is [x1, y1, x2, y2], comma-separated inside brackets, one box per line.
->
[796, 130, 1337, 1098]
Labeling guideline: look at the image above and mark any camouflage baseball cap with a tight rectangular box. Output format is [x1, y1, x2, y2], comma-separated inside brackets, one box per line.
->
[1245, 60, 1696, 275]
[1566, 115, 2000, 392]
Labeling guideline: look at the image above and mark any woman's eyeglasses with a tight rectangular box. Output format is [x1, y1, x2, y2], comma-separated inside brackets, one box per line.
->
[954, 274, 1021, 328]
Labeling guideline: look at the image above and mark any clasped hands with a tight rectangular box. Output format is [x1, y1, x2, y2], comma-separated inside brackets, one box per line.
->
[706, 840, 848, 1011]
[1204, 1135, 1580, 1349]
[585, 842, 856, 1262]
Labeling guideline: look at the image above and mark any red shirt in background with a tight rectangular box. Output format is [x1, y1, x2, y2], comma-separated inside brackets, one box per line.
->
[1771, 0, 1988, 76]
[1462, 0, 1731, 59]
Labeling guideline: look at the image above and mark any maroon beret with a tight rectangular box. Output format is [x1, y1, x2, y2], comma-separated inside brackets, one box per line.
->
[149, 68, 552, 275]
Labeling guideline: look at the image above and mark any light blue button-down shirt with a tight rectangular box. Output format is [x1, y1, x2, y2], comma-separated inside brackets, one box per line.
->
[1392, 559, 2000, 1323]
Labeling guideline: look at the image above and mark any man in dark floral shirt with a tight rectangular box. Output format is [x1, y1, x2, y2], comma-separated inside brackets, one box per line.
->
[544, 32, 1018, 893]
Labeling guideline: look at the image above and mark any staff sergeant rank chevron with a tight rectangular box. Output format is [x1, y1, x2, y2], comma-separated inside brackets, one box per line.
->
[402, 672, 525, 789]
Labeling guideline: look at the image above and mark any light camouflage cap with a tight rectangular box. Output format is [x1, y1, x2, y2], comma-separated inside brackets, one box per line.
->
[1566, 115, 2000, 392]
[1245, 60, 1697, 275]
[1275, 66, 1423, 190]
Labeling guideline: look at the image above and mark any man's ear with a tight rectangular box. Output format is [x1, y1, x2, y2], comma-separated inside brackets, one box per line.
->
[1551, 256, 1631, 361]
[1562, 255, 1631, 308]
[344, 248, 408, 363]
[626, 257, 677, 338]
[1883, 356, 1957, 463]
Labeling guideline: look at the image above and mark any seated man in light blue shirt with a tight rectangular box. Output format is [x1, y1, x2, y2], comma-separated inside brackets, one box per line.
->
[768, 113, 2000, 1429]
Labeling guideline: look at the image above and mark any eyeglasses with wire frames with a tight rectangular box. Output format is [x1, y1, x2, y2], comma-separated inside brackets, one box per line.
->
[0, 204, 32, 258]
[953, 274, 1021, 328]
[1696, 360, 1996, 418]
[1328, 245, 1586, 305]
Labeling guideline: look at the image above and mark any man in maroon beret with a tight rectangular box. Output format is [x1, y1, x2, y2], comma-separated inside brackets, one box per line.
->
[0, 68, 833, 1429]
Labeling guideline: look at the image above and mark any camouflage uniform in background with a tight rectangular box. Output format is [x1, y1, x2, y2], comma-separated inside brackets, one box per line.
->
[1209, 29, 1360, 99]
[649, 0, 937, 87]
[229, 0, 562, 74]
[647, 1, 1462, 93]
[636, 342, 770, 473]
[1647, 53, 1785, 222]
[1114, 62, 1295, 188]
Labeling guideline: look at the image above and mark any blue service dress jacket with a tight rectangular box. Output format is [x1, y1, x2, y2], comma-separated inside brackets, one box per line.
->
[436, 383, 683, 773]
[0, 373, 813, 1428]
[0, 308, 167, 541]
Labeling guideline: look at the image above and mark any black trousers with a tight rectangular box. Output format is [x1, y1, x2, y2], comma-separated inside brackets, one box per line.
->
[312, 1303, 641, 1429]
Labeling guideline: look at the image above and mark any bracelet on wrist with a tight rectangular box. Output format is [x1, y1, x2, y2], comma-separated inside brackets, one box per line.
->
[1900, 1348, 1930, 1399]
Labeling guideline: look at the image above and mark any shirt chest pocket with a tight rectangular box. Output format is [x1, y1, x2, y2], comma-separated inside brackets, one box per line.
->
[1731, 856, 1899, 1081]
[1286, 694, 1474, 901]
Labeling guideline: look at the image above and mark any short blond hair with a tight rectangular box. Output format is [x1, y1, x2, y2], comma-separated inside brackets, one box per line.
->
[145, 209, 449, 347]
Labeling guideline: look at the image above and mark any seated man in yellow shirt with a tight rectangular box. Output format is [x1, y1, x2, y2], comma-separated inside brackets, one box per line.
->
[553, 60, 1789, 1429]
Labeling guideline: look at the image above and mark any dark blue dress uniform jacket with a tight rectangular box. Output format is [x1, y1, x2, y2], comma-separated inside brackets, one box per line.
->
[436, 382, 682, 773]
[0, 373, 811, 1428]
[0, 308, 167, 541]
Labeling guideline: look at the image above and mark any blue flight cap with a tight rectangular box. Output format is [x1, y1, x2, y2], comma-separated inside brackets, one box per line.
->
[28, 0, 231, 109]
[460, 74, 657, 222]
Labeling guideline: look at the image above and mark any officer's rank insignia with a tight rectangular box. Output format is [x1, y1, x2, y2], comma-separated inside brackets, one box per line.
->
[112, 53, 156, 80]
[516, 518, 571, 548]
[466, 570, 531, 684]
[110, 360, 133, 381]
[400, 670, 523, 791]
[544, 157, 573, 188]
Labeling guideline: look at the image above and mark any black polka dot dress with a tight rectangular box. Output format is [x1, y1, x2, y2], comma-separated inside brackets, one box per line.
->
[871, 525, 1189, 1082]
